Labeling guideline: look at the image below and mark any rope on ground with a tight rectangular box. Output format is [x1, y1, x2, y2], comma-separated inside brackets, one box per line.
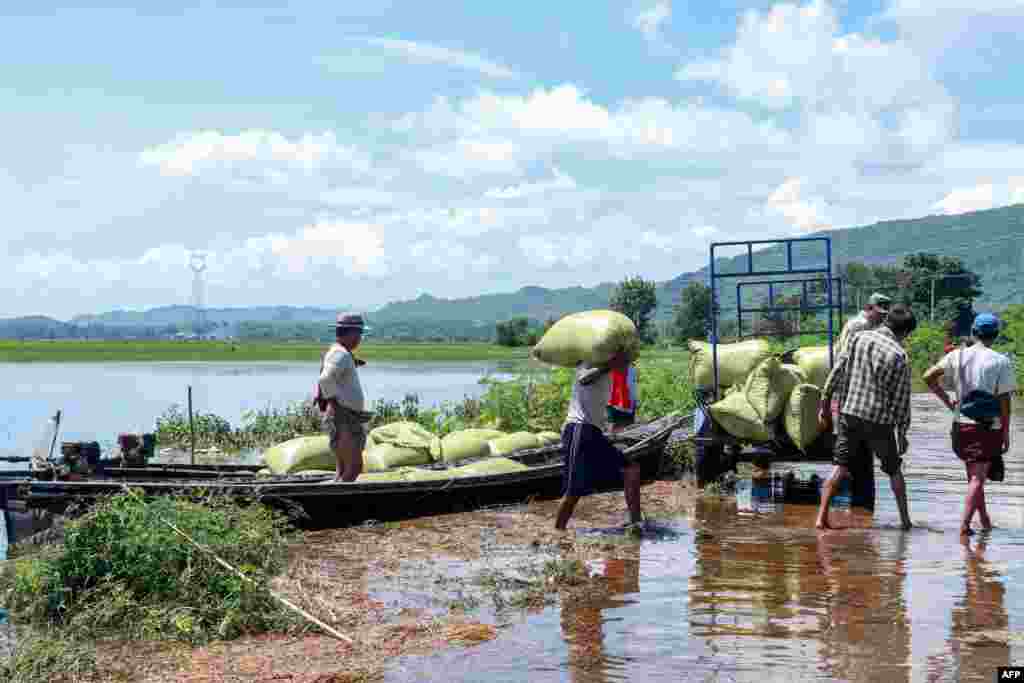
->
[118, 483, 353, 644]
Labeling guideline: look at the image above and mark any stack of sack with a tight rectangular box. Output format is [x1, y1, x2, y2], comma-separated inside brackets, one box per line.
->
[261, 422, 564, 477]
[693, 341, 834, 452]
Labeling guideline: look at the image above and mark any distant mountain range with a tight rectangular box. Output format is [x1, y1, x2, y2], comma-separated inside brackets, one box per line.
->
[2, 203, 1021, 339]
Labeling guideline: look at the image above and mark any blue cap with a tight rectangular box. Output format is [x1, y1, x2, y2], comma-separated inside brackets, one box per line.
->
[972, 313, 1000, 336]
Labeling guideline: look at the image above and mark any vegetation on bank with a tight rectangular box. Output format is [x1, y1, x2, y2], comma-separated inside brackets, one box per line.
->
[154, 353, 698, 452]
[1, 493, 298, 681]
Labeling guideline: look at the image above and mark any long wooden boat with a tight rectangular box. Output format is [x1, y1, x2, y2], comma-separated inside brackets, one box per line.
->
[2, 416, 690, 528]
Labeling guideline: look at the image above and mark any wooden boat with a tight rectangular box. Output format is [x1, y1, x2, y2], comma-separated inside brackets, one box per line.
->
[2, 415, 690, 528]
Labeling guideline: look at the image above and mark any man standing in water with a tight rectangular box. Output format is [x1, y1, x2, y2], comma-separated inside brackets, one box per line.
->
[816, 304, 917, 531]
[923, 313, 1015, 536]
[318, 313, 372, 482]
[555, 350, 644, 532]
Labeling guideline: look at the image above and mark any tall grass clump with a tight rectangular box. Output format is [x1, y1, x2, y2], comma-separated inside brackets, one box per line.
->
[1, 493, 297, 648]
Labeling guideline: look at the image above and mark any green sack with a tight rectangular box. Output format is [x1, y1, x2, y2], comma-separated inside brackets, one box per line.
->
[744, 359, 806, 423]
[689, 339, 772, 390]
[262, 435, 335, 475]
[531, 310, 639, 368]
[793, 346, 831, 389]
[368, 421, 435, 450]
[708, 392, 771, 443]
[447, 457, 528, 477]
[744, 357, 785, 423]
[785, 384, 823, 451]
[536, 431, 562, 446]
[363, 442, 433, 469]
[430, 430, 497, 465]
[489, 432, 542, 456]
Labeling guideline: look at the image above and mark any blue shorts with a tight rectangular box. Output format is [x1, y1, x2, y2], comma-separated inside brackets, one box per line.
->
[561, 422, 626, 497]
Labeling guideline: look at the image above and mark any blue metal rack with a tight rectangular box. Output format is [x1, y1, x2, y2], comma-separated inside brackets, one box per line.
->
[708, 237, 842, 400]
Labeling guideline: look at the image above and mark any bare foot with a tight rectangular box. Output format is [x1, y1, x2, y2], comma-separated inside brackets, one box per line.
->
[815, 518, 832, 530]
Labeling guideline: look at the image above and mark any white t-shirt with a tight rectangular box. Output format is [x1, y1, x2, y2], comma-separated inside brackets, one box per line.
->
[940, 345, 1016, 426]
[318, 344, 365, 412]
[565, 363, 610, 431]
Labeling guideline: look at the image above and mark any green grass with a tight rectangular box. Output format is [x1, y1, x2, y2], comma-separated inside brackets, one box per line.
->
[0, 339, 534, 363]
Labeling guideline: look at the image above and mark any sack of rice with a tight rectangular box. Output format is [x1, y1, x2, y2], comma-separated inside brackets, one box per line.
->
[689, 339, 772, 390]
[430, 430, 496, 465]
[744, 359, 806, 422]
[293, 470, 334, 477]
[262, 435, 335, 475]
[447, 457, 528, 477]
[536, 431, 562, 446]
[531, 310, 639, 368]
[363, 442, 433, 469]
[784, 384, 824, 451]
[707, 392, 771, 443]
[489, 432, 542, 456]
[793, 346, 832, 389]
[368, 421, 435, 450]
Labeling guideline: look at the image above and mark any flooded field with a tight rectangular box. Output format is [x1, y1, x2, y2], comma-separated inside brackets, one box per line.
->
[143, 394, 1024, 683]
[6, 394, 1023, 682]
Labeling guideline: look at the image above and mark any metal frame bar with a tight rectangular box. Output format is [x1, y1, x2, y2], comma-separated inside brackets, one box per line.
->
[734, 276, 844, 339]
[708, 237, 836, 400]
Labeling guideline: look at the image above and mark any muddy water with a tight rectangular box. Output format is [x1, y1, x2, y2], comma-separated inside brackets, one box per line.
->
[371, 395, 1024, 683]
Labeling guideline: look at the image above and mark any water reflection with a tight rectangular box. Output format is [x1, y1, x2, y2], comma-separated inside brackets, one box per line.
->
[559, 553, 640, 683]
[949, 536, 1009, 681]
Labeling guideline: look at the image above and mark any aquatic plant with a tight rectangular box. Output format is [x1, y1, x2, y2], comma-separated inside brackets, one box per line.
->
[0, 492, 298, 647]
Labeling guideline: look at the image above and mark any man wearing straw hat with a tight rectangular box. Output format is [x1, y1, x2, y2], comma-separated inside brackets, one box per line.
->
[317, 313, 373, 482]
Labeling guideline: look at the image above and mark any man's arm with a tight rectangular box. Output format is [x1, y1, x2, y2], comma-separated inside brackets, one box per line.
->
[894, 357, 912, 445]
[1000, 394, 1012, 453]
[820, 348, 849, 404]
[922, 360, 955, 411]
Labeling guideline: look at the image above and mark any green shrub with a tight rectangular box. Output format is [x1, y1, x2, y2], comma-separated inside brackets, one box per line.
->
[1, 493, 297, 644]
[1, 631, 100, 683]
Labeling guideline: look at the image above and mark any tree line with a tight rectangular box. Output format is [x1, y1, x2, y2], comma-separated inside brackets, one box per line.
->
[493, 251, 986, 347]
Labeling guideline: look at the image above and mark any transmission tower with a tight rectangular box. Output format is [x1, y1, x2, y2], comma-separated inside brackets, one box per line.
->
[189, 252, 207, 336]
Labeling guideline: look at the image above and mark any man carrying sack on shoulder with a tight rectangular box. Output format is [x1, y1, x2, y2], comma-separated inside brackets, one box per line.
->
[923, 313, 1015, 537]
[316, 313, 373, 482]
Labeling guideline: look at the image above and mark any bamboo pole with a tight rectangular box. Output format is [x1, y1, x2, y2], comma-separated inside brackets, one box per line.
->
[188, 386, 195, 466]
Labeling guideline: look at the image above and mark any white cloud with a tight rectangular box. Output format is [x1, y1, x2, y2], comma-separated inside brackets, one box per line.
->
[692, 225, 718, 238]
[934, 184, 995, 215]
[632, 2, 677, 54]
[139, 130, 373, 178]
[322, 37, 520, 79]
[484, 168, 577, 199]
[887, 0, 1024, 18]
[676, 0, 955, 165]
[767, 177, 830, 231]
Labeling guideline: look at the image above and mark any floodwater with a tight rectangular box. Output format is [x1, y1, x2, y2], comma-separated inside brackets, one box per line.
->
[0, 361, 515, 467]
[362, 395, 1024, 683]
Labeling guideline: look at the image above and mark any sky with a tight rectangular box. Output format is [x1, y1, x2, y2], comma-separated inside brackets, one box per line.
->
[3, 0, 1024, 319]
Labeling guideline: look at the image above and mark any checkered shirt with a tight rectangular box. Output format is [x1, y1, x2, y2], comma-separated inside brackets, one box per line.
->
[822, 326, 912, 436]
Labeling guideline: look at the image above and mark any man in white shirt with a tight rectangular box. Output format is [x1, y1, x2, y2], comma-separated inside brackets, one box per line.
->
[837, 292, 891, 356]
[924, 313, 1016, 536]
[555, 351, 643, 532]
[318, 313, 372, 482]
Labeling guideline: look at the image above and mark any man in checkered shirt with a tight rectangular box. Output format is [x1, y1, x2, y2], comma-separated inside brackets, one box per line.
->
[815, 304, 918, 531]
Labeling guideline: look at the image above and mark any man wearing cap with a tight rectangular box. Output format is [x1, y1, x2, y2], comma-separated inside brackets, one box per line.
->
[318, 314, 372, 482]
[837, 292, 891, 356]
[816, 304, 917, 531]
[923, 313, 1015, 536]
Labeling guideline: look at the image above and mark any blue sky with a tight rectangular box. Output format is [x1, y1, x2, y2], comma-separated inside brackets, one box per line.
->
[3, 0, 1024, 318]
